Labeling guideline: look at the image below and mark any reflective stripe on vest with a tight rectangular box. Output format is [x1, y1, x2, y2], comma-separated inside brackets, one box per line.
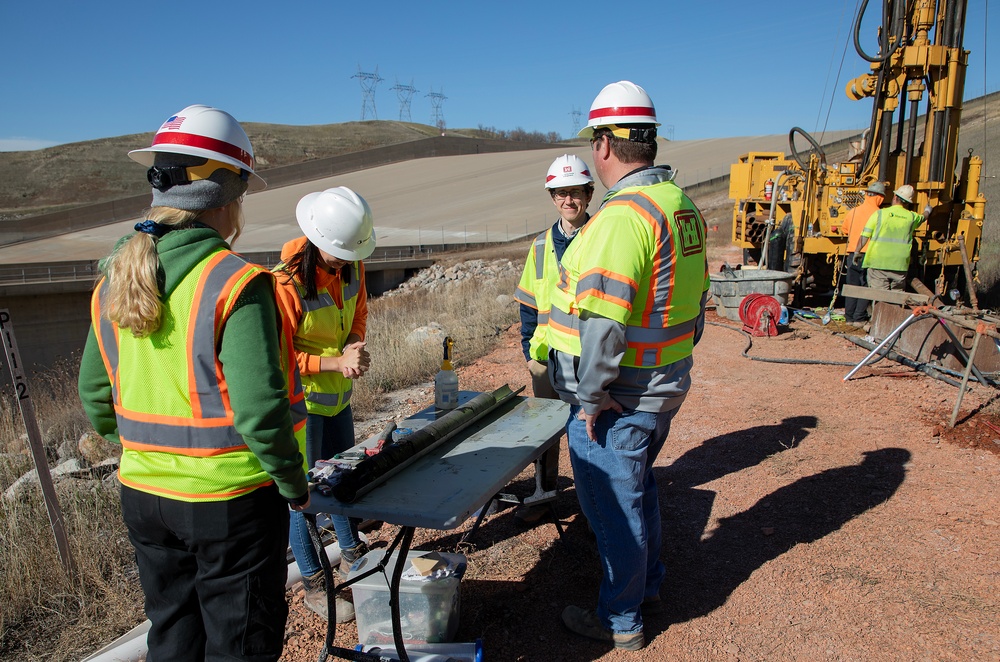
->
[274, 292, 308, 458]
[546, 258, 582, 356]
[92, 250, 277, 501]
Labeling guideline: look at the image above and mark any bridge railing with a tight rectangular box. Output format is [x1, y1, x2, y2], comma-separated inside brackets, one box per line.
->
[0, 246, 443, 286]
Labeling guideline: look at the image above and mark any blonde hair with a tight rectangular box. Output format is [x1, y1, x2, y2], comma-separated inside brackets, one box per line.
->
[102, 207, 200, 337]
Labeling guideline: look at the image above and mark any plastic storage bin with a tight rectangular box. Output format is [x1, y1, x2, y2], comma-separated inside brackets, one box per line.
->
[348, 549, 467, 645]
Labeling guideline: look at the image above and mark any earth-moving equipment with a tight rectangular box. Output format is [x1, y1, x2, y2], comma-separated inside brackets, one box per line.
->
[729, 0, 988, 303]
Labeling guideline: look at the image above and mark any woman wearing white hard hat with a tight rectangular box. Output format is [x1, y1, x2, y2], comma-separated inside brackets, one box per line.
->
[273, 186, 377, 623]
[78, 105, 309, 661]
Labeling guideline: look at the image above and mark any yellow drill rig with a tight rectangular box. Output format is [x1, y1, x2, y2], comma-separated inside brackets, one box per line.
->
[729, 0, 987, 302]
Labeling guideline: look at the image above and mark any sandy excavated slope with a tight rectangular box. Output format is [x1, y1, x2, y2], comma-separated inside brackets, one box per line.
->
[0, 132, 857, 264]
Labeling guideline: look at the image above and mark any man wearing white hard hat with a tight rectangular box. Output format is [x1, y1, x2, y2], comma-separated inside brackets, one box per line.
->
[512, 154, 595, 523]
[547, 81, 710, 650]
[273, 187, 377, 624]
[853, 184, 925, 292]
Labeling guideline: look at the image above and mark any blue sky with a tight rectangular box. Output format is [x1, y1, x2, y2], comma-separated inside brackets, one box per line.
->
[1, 0, 996, 151]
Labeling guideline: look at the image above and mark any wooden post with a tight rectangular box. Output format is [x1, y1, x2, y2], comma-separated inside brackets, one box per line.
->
[0, 309, 76, 578]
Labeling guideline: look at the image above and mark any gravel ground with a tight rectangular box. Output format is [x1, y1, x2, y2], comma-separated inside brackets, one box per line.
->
[279, 273, 1000, 661]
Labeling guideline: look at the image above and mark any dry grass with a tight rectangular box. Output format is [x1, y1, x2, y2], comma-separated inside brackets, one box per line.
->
[0, 363, 143, 662]
[351, 268, 522, 419]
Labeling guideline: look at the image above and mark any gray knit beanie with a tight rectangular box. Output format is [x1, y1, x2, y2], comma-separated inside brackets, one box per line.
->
[149, 152, 249, 211]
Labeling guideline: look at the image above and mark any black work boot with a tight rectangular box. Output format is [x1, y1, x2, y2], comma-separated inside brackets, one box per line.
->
[302, 570, 355, 623]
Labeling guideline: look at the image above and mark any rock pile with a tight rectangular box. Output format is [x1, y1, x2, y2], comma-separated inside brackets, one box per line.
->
[381, 259, 520, 297]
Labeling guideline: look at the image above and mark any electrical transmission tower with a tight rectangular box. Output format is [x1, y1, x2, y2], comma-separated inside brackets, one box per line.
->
[569, 107, 582, 135]
[664, 124, 675, 141]
[391, 79, 418, 122]
[352, 65, 384, 120]
[426, 87, 448, 130]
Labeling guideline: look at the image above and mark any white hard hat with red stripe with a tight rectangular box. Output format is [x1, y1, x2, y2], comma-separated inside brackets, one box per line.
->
[544, 154, 594, 189]
[578, 81, 660, 139]
[129, 105, 265, 191]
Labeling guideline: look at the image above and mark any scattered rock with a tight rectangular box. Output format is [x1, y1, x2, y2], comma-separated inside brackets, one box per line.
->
[78, 431, 120, 466]
[405, 322, 446, 346]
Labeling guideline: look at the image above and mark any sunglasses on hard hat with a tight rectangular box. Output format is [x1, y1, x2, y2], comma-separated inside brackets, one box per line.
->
[147, 161, 248, 191]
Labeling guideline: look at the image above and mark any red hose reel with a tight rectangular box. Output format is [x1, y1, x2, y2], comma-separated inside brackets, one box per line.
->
[739, 293, 782, 337]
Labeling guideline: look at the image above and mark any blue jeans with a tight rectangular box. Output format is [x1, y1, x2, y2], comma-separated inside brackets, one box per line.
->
[566, 404, 676, 634]
[289, 406, 362, 578]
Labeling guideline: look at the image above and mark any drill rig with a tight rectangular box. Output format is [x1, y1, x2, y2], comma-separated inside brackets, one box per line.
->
[729, 0, 987, 302]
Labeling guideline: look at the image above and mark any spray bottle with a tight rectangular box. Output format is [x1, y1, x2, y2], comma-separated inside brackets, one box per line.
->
[434, 336, 458, 410]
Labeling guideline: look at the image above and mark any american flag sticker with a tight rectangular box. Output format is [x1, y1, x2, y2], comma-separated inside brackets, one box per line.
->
[161, 116, 186, 130]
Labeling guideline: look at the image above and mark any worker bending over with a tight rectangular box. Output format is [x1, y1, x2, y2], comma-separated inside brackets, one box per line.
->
[853, 184, 924, 292]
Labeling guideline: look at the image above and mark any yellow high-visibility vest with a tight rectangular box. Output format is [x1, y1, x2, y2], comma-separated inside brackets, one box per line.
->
[92, 250, 299, 501]
[514, 230, 560, 361]
[277, 261, 363, 416]
[554, 180, 709, 368]
[861, 205, 924, 271]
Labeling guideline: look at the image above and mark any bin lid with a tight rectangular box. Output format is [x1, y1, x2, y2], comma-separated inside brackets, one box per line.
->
[348, 549, 467, 592]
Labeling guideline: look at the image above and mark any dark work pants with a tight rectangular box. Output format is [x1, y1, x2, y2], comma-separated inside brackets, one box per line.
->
[121, 484, 290, 662]
[843, 260, 870, 322]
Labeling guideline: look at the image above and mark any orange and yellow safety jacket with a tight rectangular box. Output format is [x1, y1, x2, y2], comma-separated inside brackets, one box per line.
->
[273, 236, 367, 417]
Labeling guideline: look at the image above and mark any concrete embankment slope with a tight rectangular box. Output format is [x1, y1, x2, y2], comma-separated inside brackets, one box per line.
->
[0, 131, 857, 264]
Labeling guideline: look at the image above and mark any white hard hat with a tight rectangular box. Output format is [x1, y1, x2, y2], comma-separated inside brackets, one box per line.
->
[544, 154, 594, 189]
[296, 187, 376, 261]
[129, 105, 265, 191]
[893, 184, 915, 204]
[578, 80, 660, 139]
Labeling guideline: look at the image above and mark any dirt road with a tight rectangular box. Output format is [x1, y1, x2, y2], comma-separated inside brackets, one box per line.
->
[280, 304, 1000, 662]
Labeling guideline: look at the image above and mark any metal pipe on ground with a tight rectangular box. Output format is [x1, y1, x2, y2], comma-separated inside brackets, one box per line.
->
[841, 333, 965, 387]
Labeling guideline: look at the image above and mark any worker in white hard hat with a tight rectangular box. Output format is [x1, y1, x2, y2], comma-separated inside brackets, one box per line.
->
[853, 183, 924, 292]
[839, 181, 886, 326]
[273, 186, 377, 624]
[547, 81, 710, 651]
[512, 154, 595, 524]
[78, 105, 309, 661]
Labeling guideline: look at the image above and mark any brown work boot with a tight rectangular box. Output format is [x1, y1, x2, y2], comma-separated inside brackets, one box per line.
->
[338, 542, 369, 580]
[561, 605, 644, 650]
[301, 571, 355, 623]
